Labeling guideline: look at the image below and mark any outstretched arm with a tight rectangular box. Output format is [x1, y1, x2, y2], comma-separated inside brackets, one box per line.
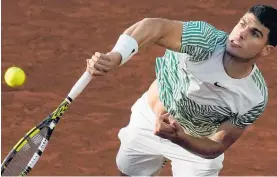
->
[86, 18, 183, 76]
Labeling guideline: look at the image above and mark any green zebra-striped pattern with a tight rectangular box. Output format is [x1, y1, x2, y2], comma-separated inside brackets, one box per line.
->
[180, 21, 228, 62]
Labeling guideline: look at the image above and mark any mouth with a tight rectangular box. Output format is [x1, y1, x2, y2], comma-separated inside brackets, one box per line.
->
[230, 40, 241, 48]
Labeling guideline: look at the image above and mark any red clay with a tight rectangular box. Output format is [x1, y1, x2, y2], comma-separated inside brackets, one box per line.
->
[2, 0, 277, 175]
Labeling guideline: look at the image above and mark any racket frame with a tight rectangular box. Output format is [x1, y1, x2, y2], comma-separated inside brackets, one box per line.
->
[1, 71, 92, 176]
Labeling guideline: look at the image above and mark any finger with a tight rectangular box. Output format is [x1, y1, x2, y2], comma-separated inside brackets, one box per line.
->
[95, 52, 109, 61]
[93, 53, 112, 70]
[169, 123, 177, 130]
[91, 69, 105, 76]
[169, 117, 183, 131]
[163, 116, 170, 124]
[95, 52, 101, 58]
[161, 113, 171, 124]
[94, 62, 110, 73]
[168, 116, 175, 125]
[87, 58, 97, 71]
[86, 59, 105, 76]
[90, 55, 99, 63]
[87, 59, 97, 69]
[96, 57, 111, 66]
[160, 112, 170, 118]
[94, 52, 106, 62]
[158, 112, 169, 122]
[155, 122, 175, 134]
[86, 59, 93, 74]
[88, 56, 109, 72]
[164, 123, 176, 133]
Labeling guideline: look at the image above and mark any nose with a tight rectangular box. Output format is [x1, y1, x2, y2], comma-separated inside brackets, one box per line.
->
[238, 28, 247, 40]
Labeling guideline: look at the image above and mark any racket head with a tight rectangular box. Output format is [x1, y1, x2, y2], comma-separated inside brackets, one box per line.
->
[1, 99, 70, 176]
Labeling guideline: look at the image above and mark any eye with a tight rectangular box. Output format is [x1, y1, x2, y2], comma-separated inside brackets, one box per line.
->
[251, 31, 259, 38]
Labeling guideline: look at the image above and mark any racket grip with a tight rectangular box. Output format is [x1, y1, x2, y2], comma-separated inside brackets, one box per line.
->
[68, 71, 93, 100]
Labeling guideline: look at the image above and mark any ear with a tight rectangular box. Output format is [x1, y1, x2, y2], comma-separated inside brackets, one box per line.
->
[261, 44, 275, 57]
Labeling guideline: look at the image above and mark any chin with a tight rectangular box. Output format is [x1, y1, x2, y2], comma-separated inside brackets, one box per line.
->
[226, 50, 256, 62]
[225, 49, 248, 62]
[226, 41, 258, 61]
[226, 46, 242, 58]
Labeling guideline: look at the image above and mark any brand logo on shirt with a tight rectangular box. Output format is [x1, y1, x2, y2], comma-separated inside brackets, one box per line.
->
[214, 82, 226, 89]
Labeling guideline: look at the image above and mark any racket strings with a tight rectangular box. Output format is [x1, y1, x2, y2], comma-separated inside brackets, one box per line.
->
[2, 128, 48, 176]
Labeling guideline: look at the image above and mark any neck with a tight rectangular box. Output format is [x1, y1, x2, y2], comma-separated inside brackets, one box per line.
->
[223, 52, 255, 79]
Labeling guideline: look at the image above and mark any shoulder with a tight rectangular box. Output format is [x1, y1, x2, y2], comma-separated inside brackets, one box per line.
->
[250, 66, 268, 103]
[239, 66, 268, 115]
[231, 67, 268, 128]
[180, 21, 228, 62]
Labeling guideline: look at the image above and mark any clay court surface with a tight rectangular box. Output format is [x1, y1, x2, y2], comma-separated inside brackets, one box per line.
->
[1, 0, 277, 175]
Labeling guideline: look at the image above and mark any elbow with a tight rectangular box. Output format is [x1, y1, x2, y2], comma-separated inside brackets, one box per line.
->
[123, 17, 168, 42]
[139, 18, 165, 37]
[141, 18, 162, 24]
[140, 18, 164, 28]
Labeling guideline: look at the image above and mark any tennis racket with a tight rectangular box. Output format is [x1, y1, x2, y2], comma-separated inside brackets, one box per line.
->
[1, 71, 93, 176]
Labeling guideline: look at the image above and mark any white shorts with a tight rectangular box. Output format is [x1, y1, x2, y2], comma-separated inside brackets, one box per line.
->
[116, 92, 224, 176]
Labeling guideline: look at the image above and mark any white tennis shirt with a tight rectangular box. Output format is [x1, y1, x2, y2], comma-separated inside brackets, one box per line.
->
[155, 21, 268, 137]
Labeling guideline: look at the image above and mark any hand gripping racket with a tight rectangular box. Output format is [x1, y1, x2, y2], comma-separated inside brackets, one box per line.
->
[1, 71, 92, 176]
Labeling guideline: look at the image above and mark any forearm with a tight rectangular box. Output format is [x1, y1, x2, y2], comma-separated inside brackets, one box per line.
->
[175, 133, 225, 159]
[155, 116, 243, 159]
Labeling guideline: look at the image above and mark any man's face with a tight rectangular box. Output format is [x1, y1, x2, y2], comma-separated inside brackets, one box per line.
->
[226, 12, 271, 61]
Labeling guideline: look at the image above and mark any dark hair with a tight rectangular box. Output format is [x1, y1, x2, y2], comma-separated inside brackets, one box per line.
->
[248, 5, 277, 46]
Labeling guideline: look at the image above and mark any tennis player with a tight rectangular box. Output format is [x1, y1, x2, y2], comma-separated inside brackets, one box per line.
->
[86, 4, 277, 176]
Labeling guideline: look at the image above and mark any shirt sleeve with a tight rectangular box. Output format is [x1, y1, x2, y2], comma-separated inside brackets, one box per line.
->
[180, 21, 228, 62]
[229, 101, 267, 129]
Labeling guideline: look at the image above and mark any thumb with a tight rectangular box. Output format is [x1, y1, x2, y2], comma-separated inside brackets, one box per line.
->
[96, 52, 111, 63]
[95, 52, 102, 58]
[160, 112, 170, 119]
[95, 52, 108, 59]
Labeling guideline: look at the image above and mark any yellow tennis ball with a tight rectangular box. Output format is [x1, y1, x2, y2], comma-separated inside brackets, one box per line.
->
[4, 66, 26, 87]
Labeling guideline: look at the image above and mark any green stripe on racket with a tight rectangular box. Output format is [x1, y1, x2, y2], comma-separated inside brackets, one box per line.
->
[1, 71, 92, 176]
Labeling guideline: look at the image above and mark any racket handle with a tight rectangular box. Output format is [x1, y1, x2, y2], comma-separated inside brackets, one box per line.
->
[68, 71, 93, 100]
